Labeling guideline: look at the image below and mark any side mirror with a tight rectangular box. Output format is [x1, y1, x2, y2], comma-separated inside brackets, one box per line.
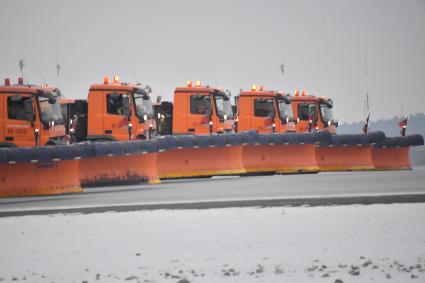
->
[48, 97, 57, 104]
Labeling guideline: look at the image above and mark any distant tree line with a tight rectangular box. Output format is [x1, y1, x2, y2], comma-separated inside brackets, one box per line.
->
[338, 113, 425, 166]
[338, 113, 425, 138]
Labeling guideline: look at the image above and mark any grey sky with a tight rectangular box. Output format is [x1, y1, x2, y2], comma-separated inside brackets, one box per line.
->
[1, 0, 424, 122]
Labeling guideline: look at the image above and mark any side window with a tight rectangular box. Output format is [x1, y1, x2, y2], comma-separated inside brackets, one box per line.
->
[7, 96, 34, 121]
[190, 94, 212, 115]
[298, 103, 317, 121]
[107, 93, 130, 116]
[254, 98, 274, 117]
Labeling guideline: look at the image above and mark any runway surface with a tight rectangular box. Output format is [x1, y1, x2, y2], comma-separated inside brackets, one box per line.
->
[1, 167, 424, 216]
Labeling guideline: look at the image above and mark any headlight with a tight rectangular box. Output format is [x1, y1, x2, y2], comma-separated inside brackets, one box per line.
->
[328, 120, 331, 126]
[224, 114, 228, 120]
[143, 114, 148, 121]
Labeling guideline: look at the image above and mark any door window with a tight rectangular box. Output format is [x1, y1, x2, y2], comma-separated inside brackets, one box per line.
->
[7, 96, 34, 121]
[190, 94, 212, 115]
[107, 93, 131, 116]
[298, 103, 317, 121]
[254, 98, 274, 117]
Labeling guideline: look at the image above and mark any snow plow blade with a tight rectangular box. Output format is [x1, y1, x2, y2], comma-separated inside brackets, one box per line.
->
[316, 132, 385, 172]
[78, 141, 160, 187]
[241, 132, 321, 174]
[0, 146, 82, 197]
[371, 134, 424, 170]
[156, 135, 246, 179]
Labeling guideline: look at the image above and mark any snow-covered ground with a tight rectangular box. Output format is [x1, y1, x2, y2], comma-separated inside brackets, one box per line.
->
[1, 204, 425, 283]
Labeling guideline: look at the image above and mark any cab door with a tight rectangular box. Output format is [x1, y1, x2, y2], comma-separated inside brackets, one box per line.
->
[236, 95, 252, 132]
[4, 93, 37, 147]
[103, 92, 131, 141]
[187, 93, 212, 134]
[251, 97, 275, 133]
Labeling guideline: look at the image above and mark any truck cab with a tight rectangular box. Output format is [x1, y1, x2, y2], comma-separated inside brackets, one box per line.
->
[0, 78, 66, 147]
[61, 76, 156, 142]
[236, 85, 296, 133]
[291, 90, 338, 134]
[171, 80, 235, 135]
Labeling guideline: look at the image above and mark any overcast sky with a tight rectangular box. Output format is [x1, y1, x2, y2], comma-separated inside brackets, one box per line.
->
[1, 0, 424, 122]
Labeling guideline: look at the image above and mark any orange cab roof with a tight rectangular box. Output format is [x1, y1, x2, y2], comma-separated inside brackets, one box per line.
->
[239, 90, 282, 97]
[174, 86, 219, 93]
[291, 95, 320, 102]
[89, 83, 136, 92]
[0, 83, 58, 96]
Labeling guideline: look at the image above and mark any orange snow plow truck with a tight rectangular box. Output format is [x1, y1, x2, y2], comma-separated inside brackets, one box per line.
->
[61, 76, 156, 142]
[235, 85, 296, 133]
[291, 90, 338, 134]
[0, 77, 66, 147]
[157, 80, 236, 135]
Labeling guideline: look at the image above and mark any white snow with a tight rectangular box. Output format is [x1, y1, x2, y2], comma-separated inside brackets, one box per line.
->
[1, 204, 425, 283]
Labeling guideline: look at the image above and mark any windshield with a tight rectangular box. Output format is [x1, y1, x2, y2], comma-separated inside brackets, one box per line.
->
[277, 99, 293, 120]
[134, 93, 154, 119]
[214, 95, 234, 119]
[38, 96, 64, 125]
[320, 103, 334, 122]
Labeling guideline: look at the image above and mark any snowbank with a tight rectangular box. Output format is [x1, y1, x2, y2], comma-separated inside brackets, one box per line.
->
[1, 204, 424, 282]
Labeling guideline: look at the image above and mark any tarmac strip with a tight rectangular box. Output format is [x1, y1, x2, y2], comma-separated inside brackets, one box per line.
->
[1, 193, 425, 217]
